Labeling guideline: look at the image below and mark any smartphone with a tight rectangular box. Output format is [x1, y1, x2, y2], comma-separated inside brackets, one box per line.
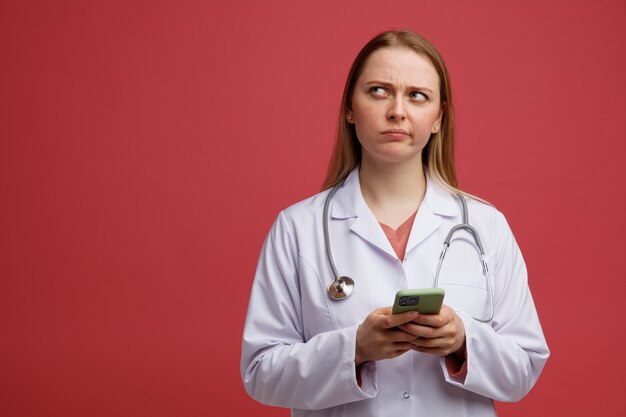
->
[392, 288, 445, 315]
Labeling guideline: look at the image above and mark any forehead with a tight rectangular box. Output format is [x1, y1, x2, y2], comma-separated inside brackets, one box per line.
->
[357, 47, 440, 90]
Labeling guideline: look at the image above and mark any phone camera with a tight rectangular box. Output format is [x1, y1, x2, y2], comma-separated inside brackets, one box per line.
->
[399, 296, 419, 307]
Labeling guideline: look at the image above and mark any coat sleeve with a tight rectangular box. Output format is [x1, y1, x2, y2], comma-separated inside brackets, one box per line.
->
[240, 211, 377, 410]
[440, 211, 550, 402]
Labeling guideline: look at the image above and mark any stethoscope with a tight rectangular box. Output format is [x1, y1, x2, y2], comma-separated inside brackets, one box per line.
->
[323, 179, 495, 323]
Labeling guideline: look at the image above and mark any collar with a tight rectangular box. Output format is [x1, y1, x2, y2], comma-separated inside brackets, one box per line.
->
[330, 167, 459, 220]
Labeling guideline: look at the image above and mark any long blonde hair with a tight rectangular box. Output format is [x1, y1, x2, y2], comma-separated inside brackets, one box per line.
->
[322, 30, 461, 195]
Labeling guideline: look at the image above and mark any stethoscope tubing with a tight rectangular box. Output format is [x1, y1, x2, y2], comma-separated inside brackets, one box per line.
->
[322, 179, 345, 280]
[323, 180, 494, 323]
[323, 179, 354, 299]
[433, 195, 494, 323]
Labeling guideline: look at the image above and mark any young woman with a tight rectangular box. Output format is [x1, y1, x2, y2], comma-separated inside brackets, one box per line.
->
[241, 30, 549, 416]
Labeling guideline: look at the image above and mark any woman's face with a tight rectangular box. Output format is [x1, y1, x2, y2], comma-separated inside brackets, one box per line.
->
[347, 47, 443, 167]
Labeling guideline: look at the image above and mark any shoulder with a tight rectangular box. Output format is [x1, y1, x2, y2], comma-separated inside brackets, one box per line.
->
[269, 189, 331, 235]
[426, 177, 506, 228]
[461, 196, 520, 257]
[465, 196, 505, 224]
[464, 195, 509, 231]
[281, 189, 329, 219]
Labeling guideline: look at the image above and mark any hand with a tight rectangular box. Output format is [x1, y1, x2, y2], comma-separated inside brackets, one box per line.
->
[355, 307, 420, 366]
[398, 305, 466, 357]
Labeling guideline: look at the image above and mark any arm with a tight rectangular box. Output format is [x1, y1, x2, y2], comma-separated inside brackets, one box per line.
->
[440, 212, 550, 401]
[240, 212, 377, 410]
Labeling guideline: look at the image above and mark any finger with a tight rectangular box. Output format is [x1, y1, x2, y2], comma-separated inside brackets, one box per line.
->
[370, 306, 418, 329]
[414, 305, 455, 327]
[398, 323, 438, 339]
[410, 336, 453, 349]
[413, 313, 448, 328]
[412, 346, 450, 356]
[392, 342, 417, 351]
[381, 310, 419, 329]
[376, 306, 393, 315]
[388, 328, 421, 343]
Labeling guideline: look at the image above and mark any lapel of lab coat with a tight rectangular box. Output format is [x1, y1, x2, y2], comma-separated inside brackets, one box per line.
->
[405, 174, 458, 255]
[331, 168, 458, 259]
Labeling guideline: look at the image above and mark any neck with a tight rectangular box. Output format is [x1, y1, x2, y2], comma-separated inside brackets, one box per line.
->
[359, 155, 426, 228]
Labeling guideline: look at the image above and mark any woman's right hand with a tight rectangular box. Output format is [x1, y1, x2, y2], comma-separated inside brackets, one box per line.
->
[355, 307, 419, 366]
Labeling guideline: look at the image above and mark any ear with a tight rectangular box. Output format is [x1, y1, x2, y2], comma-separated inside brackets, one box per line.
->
[346, 109, 355, 124]
[432, 103, 444, 133]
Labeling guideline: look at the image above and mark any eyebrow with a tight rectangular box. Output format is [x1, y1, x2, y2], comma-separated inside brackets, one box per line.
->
[364, 80, 435, 95]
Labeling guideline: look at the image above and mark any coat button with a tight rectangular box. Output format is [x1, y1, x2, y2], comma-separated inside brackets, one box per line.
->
[402, 392, 410, 399]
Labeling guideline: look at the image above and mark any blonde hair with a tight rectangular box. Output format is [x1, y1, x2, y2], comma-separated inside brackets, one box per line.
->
[322, 30, 464, 196]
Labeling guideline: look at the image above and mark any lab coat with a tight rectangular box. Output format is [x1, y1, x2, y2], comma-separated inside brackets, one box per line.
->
[241, 168, 549, 417]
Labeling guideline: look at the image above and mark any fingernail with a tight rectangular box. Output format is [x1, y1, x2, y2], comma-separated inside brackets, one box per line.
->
[410, 312, 419, 319]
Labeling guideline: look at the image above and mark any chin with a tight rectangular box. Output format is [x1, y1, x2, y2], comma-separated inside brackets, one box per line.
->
[367, 152, 422, 166]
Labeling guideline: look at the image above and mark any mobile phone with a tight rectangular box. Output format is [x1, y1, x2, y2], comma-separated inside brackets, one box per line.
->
[392, 288, 445, 315]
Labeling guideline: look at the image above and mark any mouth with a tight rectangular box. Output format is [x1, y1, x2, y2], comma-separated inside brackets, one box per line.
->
[381, 129, 411, 139]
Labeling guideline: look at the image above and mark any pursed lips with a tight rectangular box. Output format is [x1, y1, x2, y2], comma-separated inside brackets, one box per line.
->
[381, 128, 411, 138]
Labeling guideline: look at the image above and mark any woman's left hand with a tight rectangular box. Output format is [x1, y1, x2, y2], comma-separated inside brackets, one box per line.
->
[398, 305, 466, 357]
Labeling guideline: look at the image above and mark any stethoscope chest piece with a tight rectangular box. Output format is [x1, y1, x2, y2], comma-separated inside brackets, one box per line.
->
[327, 276, 355, 300]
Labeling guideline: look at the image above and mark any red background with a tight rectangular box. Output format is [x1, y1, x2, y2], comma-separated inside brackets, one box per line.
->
[2, 1, 625, 416]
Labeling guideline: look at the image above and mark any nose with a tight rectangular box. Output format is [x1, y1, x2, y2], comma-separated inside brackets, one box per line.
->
[386, 97, 406, 120]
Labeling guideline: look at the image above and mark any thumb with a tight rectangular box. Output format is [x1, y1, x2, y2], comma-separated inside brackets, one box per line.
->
[380, 307, 419, 329]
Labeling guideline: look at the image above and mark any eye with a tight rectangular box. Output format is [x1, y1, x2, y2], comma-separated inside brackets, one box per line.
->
[410, 91, 428, 101]
[369, 86, 388, 97]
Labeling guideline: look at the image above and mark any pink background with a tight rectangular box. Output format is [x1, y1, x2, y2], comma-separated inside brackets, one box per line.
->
[2, 1, 625, 416]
